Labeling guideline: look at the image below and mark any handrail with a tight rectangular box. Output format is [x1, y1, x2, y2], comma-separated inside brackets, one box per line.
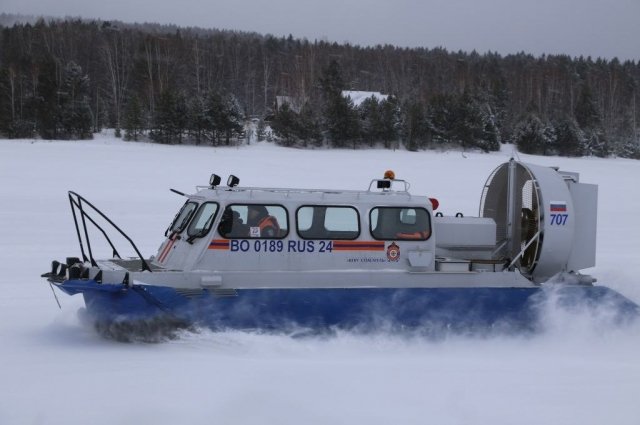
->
[508, 230, 540, 271]
[69, 196, 122, 260]
[194, 184, 413, 196]
[68, 191, 152, 272]
[367, 179, 411, 193]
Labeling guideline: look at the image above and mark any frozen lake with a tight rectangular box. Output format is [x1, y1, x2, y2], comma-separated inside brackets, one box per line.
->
[1, 134, 639, 425]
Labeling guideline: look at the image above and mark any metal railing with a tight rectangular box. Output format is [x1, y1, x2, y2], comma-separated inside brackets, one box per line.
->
[68, 191, 152, 272]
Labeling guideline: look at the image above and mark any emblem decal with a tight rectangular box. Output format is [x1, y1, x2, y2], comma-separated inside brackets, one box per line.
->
[387, 242, 400, 262]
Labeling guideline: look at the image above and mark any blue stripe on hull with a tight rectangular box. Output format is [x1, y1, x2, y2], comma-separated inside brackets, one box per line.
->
[65, 279, 640, 334]
[195, 288, 538, 332]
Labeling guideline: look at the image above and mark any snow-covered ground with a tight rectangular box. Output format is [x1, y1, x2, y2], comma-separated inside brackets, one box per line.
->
[1, 132, 639, 425]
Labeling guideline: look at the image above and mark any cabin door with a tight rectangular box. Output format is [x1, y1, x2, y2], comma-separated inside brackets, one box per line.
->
[157, 202, 220, 270]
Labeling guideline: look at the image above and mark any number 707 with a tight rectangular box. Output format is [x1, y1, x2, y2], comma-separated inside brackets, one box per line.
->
[550, 213, 568, 225]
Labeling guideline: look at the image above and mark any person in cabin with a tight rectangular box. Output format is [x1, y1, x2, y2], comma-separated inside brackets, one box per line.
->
[247, 205, 280, 238]
[218, 208, 247, 238]
[231, 210, 246, 235]
[217, 208, 233, 237]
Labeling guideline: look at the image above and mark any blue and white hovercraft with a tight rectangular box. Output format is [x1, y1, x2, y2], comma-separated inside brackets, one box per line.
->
[43, 160, 639, 337]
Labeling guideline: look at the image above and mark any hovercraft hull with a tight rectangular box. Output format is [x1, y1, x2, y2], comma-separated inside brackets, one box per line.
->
[58, 279, 640, 337]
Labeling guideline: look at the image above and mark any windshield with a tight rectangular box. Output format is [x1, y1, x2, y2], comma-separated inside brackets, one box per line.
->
[167, 201, 198, 234]
[187, 202, 219, 238]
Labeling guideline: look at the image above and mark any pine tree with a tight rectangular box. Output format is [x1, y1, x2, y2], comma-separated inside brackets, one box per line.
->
[477, 103, 500, 152]
[35, 57, 60, 139]
[427, 94, 457, 147]
[174, 91, 189, 144]
[582, 129, 609, 157]
[617, 137, 640, 159]
[58, 61, 93, 139]
[150, 90, 190, 144]
[204, 91, 244, 145]
[452, 92, 478, 150]
[320, 60, 359, 147]
[271, 103, 298, 146]
[187, 95, 209, 145]
[574, 84, 601, 130]
[379, 96, 401, 149]
[0, 67, 13, 137]
[541, 123, 557, 155]
[319, 60, 344, 99]
[228, 96, 245, 133]
[272, 102, 321, 147]
[204, 91, 223, 144]
[256, 118, 267, 142]
[297, 104, 322, 147]
[151, 89, 178, 144]
[554, 117, 585, 157]
[0, 66, 36, 138]
[359, 96, 381, 146]
[335, 96, 361, 148]
[514, 114, 548, 154]
[124, 95, 144, 141]
[221, 93, 245, 145]
[323, 94, 359, 148]
[401, 100, 429, 151]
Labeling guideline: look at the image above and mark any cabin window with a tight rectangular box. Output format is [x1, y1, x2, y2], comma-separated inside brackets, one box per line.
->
[369, 207, 431, 241]
[296, 206, 360, 240]
[218, 204, 288, 239]
[167, 201, 198, 234]
[187, 202, 219, 239]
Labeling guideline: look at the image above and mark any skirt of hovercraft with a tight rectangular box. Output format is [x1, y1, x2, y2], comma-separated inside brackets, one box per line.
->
[63, 279, 640, 340]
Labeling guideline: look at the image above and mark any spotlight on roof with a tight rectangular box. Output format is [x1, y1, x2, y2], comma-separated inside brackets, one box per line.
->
[209, 174, 221, 188]
[227, 175, 240, 188]
[376, 180, 391, 189]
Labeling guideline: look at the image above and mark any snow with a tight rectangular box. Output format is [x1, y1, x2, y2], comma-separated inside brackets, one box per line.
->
[1, 133, 639, 425]
[342, 90, 389, 106]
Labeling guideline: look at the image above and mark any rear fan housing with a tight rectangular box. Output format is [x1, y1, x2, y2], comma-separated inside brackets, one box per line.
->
[480, 160, 577, 282]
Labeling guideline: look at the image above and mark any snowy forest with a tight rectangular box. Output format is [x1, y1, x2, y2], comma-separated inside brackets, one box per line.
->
[0, 15, 639, 158]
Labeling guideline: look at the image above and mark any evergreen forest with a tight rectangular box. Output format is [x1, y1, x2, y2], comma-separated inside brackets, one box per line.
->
[1, 15, 639, 158]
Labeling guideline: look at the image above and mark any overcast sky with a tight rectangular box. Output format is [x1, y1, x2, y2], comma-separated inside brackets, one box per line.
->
[3, 0, 639, 60]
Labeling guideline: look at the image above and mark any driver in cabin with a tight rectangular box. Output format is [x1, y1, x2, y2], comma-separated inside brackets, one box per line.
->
[218, 208, 246, 238]
[217, 208, 233, 237]
[247, 205, 280, 238]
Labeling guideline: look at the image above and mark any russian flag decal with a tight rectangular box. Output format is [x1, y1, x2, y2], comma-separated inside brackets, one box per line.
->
[550, 201, 567, 212]
[209, 239, 231, 250]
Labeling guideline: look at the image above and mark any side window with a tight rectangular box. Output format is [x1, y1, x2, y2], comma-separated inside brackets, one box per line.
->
[167, 201, 198, 235]
[218, 204, 288, 239]
[370, 207, 431, 241]
[297, 206, 360, 240]
[187, 202, 219, 239]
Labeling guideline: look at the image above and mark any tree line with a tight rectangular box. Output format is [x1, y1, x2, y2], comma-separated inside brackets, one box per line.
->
[0, 16, 638, 158]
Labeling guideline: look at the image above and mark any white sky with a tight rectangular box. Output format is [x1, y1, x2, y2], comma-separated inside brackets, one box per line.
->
[3, 0, 640, 60]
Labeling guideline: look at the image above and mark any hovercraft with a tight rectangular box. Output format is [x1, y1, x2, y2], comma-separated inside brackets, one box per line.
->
[43, 160, 639, 337]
